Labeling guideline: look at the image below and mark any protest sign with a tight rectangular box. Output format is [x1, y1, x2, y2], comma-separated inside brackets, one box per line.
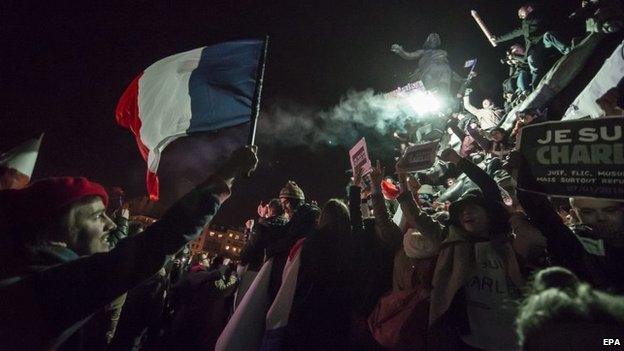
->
[349, 137, 372, 175]
[400, 140, 439, 172]
[386, 80, 426, 98]
[519, 117, 624, 200]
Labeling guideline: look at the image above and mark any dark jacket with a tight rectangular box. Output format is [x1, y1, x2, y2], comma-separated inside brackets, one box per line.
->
[282, 226, 354, 351]
[404, 158, 522, 350]
[168, 268, 238, 350]
[265, 203, 320, 300]
[10, 244, 114, 351]
[496, 12, 548, 52]
[348, 185, 394, 316]
[517, 177, 624, 293]
[447, 117, 478, 157]
[108, 269, 169, 351]
[466, 127, 512, 159]
[0, 176, 231, 350]
[240, 216, 288, 271]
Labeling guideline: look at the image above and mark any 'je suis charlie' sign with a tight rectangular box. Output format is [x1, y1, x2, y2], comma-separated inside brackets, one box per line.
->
[519, 116, 623, 200]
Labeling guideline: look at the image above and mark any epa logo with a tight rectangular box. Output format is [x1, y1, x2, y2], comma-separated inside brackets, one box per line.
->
[604, 339, 621, 346]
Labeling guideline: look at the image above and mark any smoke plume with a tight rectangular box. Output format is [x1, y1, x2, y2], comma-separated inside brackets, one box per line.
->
[257, 88, 413, 149]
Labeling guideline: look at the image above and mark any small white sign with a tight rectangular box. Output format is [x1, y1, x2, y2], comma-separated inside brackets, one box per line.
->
[400, 141, 439, 172]
[349, 137, 373, 175]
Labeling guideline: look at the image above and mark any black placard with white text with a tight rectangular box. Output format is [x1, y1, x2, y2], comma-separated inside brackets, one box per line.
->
[519, 117, 624, 200]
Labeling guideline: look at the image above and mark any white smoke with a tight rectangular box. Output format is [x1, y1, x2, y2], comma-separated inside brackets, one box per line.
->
[257, 88, 420, 148]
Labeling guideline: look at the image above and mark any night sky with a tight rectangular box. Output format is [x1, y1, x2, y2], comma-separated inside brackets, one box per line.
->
[1, 0, 575, 226]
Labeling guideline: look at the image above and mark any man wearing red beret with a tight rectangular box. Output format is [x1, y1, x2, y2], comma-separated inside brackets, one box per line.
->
[0, 146, 258, 350]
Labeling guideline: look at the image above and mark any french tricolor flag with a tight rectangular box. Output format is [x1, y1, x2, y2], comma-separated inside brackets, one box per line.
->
[116, 39, 264, 200]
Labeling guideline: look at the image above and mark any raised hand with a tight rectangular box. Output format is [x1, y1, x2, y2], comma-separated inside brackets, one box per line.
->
[257, 201, 268, 218]
[120, 208, 130, 220]
[369, 160, 385, 191]
[245, 219, 255, 230]
[407, 175, 421, 195]
[391, 44, 403, 53]
[217, 145, 259, 181]
[352, 165, 365, 188]
[395, 155, 409, 175]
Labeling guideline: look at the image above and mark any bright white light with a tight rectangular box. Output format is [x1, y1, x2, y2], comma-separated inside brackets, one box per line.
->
[404, 90, 442, 115]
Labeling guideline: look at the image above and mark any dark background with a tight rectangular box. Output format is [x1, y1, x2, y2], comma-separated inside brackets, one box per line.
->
[0, 0, 575, 226]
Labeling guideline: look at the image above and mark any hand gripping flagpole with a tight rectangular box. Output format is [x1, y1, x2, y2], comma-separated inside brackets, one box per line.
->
[248, 35, 269, 146]
[471, 10, 497, 47]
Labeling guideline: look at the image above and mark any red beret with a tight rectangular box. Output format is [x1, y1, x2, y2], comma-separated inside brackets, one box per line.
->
[0, 177, 108, 221]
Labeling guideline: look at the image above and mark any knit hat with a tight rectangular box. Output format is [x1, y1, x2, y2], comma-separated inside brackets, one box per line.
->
[0, 177, 109, 224]
[279, 181, 305, 200]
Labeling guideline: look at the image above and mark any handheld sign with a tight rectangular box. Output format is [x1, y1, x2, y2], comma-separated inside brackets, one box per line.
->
[400, 140, 439, 172]
[519, 117, 624, 200]
[349, 137, 373, 175]
[386, 80, 426, 98]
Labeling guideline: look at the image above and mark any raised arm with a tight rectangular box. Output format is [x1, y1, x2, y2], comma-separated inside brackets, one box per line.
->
[447, 116, 467, 141]
[369, 161, 403, 251]
[0, 146, 259, 346]
[494, 27, 524, 43]
[466, 124, 492, 152]
[239, 220, 264, 266]
[440, 148, 501, 203]
[395, 159, 445, 242]
[391, 44, 424, 60]
[463, 94, 481, 118]
[511, 152, 586, 271]
[349, 166, 365, 233]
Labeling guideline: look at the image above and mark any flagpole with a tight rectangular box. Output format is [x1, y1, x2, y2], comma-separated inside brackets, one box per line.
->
[248, 35, 269, 146]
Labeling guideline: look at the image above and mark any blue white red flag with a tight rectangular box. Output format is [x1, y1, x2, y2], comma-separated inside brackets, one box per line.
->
[259, 238, 306, 350]
[464, 58, 477, 68]
[116, 39, 263, 200]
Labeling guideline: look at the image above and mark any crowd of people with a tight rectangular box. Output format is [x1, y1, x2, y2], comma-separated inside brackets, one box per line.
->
[1, 1, 624, 351]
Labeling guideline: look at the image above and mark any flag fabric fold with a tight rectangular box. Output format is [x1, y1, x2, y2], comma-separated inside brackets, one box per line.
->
[259, 238, 306, 351]
[0, 133, 44, 190]
[116, 39, 263, 200]
[215, 258, 274, 351]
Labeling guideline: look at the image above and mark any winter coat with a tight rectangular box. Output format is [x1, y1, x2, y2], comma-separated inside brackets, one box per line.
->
[466, 126, 512, 159]
[282, 226, 354, 351]
[517, 188, 624, 293]
[402, 158, 524, 350]
[496, 13, 547, 52]
[368, 188, 437, 350]
[0, 175, 231, 350]
[2, 242, 128, 351]
[348, 185, 394, 316]
[168, 268, 238, 350]
[108, 269, 169, 351]
[463, 96, 503, 130]
[266, 203, 320, 301]
[240, 215, 288, 271]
